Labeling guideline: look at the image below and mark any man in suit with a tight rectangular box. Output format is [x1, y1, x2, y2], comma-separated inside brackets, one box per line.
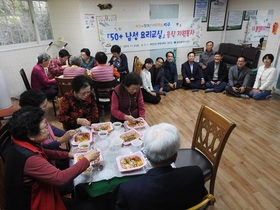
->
[181, 52, 205, 90]
[204, 51, 228, 93]
[115, 123, 208, 210]
[225, 56, 251, 98]
[150, 57, 166, 95]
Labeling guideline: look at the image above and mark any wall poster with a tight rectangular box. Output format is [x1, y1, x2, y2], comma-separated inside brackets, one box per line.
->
[207, 0, 228, 31]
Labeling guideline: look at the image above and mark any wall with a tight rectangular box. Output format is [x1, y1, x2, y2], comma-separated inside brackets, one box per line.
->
[0, 0, 279, 97]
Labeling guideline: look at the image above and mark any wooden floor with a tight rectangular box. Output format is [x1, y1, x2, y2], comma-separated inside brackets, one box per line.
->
[45, 89, 280, 209]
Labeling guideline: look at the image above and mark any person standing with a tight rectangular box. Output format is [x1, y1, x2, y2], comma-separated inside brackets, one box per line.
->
[199, 41, 215, 76]
[109, 45, 129, 82]
[181, 52, 205, 90]
[140, 58, 161, 104]
[225, 56, 251, 98]
[162, 51, 180, 91]
[249, 53, 277, 100]
[115, 123, 207, 210]
[204, 51, 228, 93]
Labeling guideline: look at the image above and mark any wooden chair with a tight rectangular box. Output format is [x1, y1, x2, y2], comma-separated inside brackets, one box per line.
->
[187, 194, 216, 210]
[175, 105, 236, 195]
[20, 68, 57, 116]
[92, 79, 117, 114]
[55, 77, 73, 97]
[0, 122, 12, 209]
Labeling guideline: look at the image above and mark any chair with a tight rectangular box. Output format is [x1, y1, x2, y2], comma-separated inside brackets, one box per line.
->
[92, 79, 117, 114]
[19, 69, 57, 116]
[0, 122, 12, 209]
[175, 105, 236, 195]
[55, 77, 73, 97]
[187, 194, 216, 210]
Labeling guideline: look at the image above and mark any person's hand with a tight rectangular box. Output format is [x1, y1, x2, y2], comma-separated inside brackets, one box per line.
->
[58, 129, 77, 143]
[84, 149, 100, 162]
[125, 115, 137, 123]
[251, 88, 260, 94]
[168, 83, 173, 88]
[232, 87, 239, 93]
[185, 78, 190, 84]
[77, 118, 91, 126]
[61, 64, 69, 70]
[202, 64, 207, 69]
[150, 91, 156, 96]
[211, 81, 215, 85]
[158, 87, 163, 94]
[201, 79, 205, 85]
[216, 81, 221, 85]
[239, 86, 245, 93]
[173, 82, 177, 89]
[68, 152, 75, 158]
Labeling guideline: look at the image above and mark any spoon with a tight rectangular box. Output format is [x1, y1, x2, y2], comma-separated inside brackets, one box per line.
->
[88, 164, 104, 185]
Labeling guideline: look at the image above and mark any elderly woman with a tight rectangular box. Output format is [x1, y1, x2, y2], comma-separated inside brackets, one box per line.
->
[116, 123, 207, 210]
[249, 53, 277, 100]
[31, 53, 58, 100]
[58, 75, 99, 130]
[63, 55, 86, 78]
[5, 106, 99, 210]
[80, 48, 96, 70]
[109, 45, 129, 81]
[111, 72, 145, 123]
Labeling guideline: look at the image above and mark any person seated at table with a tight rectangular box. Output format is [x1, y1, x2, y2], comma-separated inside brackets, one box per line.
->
[249, 53, 277, 100]
[140, 58, 161, 104]
[5, 106, 100, 210]
[48, 49, 70, 79]
[31, 53, 58, 100]
[225, 56, 251, 98]
[80, 48, 96, 70]
[19, 89, 76, 150]
[181, 51, 205, 90]
[162, 51, 180, 92]
[111, 72, 145, 123]
[58, 75, 99, 130]
[90, 51, 120, 81]
[109, 45, 129, 82]
[63, 55, 86, 78]
[204, 51, 228, 93]
[115, 123, 207, 210]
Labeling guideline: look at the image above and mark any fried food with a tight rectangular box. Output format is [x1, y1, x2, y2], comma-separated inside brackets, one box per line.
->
[74, 132, 90, 142]
[120, 156, 143, 169]
[127, 119, 145, 128]
[93, 123, 111, 131]
[120, 132, 140, 142]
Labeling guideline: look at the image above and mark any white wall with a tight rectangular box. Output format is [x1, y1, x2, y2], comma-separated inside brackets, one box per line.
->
[0, 0, 279, 97]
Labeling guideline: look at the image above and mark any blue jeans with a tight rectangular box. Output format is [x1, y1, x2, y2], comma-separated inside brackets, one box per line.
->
[205, 81, 227, 92]
[248, 90, 271, 100]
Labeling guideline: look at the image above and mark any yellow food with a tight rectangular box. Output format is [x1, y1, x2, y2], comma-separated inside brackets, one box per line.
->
[75, 133, 90, 142]
[127, 119, 145, 128]
[120, 132, 140, 142]
[93, 123, 111, 131]
[120, 156, 143, 169]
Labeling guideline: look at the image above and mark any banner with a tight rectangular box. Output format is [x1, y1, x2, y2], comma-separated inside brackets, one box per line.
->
[98, 18, 202, 53]
[245, 15, 271, 42]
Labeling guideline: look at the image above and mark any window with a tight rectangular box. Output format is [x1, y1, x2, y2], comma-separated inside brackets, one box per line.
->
[0, 0, 53, 46]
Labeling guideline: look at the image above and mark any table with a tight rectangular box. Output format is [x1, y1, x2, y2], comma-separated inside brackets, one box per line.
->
[70, 123, 151, 197]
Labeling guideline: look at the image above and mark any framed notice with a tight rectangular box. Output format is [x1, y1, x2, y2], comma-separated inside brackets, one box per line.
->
[226, 10, 243, 30]
[244, 10, 257, 21]
[194, 0, 209, 22]
[207, 0, 228, 31]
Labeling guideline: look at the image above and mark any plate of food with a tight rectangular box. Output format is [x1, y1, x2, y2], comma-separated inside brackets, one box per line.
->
[71, 131, 93, 146]
[73, 149, 103, 166]
[119, 129, 141, 145]
[116, 151, 146, 172]
[124, 117, 147, 130]
[91, 122, 113, 133]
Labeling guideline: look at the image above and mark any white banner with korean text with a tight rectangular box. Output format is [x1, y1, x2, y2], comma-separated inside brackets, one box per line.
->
[99, 18, 202, 53]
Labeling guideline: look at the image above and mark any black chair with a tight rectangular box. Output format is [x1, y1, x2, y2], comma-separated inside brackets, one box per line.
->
[92, 79, 117, 115]
[19, 69, 57, 116]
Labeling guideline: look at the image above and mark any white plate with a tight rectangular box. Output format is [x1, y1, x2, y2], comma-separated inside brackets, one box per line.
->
[116, 151, 146, 173]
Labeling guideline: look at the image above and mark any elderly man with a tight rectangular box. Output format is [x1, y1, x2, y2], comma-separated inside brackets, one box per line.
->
[115, 123, 207, 210]
[225, 56, 251, 98]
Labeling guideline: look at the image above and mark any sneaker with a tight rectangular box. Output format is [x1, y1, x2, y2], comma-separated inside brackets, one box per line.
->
[266, 94, 272, 99]
[205, 88, 214, 93]
[240, 94, 249, 99]
[223, 90, 227, 94]
[191, 89, 199, 92]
